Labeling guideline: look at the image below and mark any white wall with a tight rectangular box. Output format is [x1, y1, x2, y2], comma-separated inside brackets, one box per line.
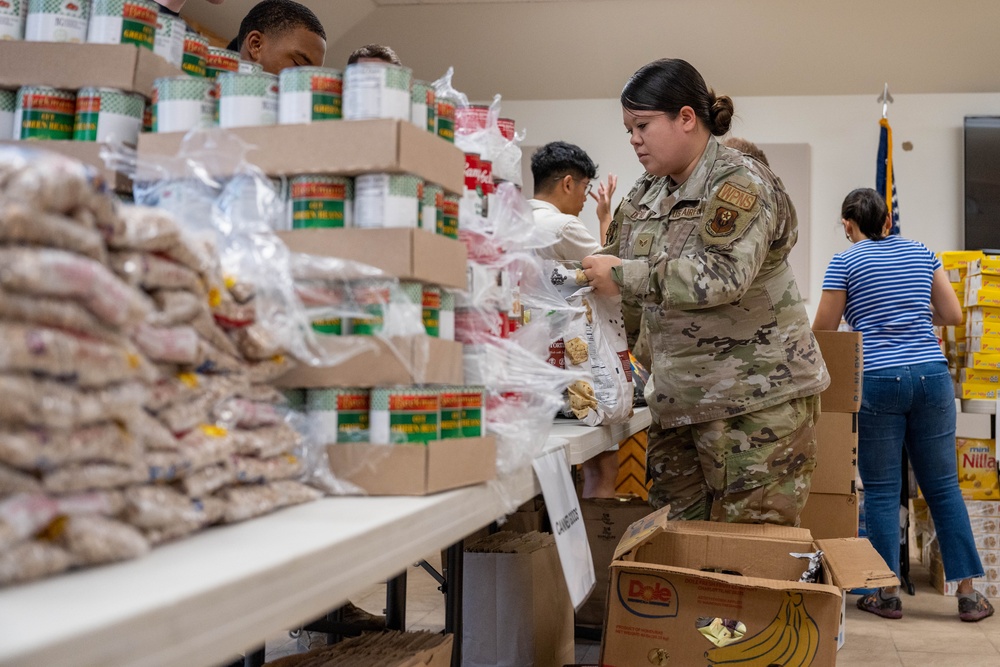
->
[501, 93, 1000, 311]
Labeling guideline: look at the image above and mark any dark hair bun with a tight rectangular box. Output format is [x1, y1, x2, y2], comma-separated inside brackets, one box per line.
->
[709, 94, 734, 136]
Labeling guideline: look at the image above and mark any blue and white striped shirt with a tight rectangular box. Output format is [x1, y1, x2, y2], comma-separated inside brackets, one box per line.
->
[822, 235, 945, 372]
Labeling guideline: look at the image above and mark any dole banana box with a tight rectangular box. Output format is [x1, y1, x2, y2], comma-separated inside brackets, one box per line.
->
[957, 438, 1000, 500]
[600, 508, 897, 666]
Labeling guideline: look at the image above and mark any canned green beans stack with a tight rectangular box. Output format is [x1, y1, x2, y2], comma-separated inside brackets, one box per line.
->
[435, 94, 457, 143]
[151, 76, 215, 133]
[0, 0, 28, 40]
[343, 61, 412, 121]
[14, 85, 75, 139]
[152, 12, 185, 67]
[24, 0, 90, 43]
[308, 388, 370, 443]
[422, 286, 441, 337]
[461, 386, 487, 437]
[439, 387, 463, 439]
[354, 173, 421, 229]
[217, 71, 278, 128]
[206, 46, 239, 79]
[410, 79, 435, 133]
[440, 290, 455, 342]
[369, 387, 439, 444]
[86, 0, 157, 49]
[420, 182, 442, 234]
[279, 66, 342, 124]
[439, 193, 459, 238]
[72, 86, 144, 144]
[181, 30, 208, 78]
[290, 175, 352, 229]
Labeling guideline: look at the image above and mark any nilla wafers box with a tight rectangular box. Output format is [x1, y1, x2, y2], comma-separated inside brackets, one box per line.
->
[957, 438, 1000, 500]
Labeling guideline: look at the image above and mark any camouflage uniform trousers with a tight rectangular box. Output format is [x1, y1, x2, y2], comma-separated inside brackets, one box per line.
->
[646, 394, 821, 526]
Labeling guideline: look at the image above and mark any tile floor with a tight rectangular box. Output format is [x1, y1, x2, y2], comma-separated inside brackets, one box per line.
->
[259, 554, 999, 666]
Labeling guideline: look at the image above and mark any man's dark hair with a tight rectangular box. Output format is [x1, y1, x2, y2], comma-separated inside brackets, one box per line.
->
[531, 141, 598, 193]
[233, 0, 325, 53]
[347, 44, 401, 66]
[225, 36, 238, 52]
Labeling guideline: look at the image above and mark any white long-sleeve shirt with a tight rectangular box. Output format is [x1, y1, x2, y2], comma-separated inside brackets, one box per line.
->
[529, 199, 601, 262]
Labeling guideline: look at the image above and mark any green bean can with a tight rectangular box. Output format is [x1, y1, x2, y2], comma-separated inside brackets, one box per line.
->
[0, 0, 28, 40]
[24, 0, 89, 43]
[73, 86, 144, 144]
[461, 386, 487, 438]
[14, 86, 75, 139]
[354, 173, 421, 229]
[311, 317, 344, 335]
[350, 282, 390, 336]
[279, 66, 342, 124]
[420, 182, 442, 234]
[308, 387, 370, 443]
[181, 30, 208, 78]
[439, 193, 459, 239]
[439, 386, 463, 439]
[238, 60, 263, 74]
[86, 0, 157, 50]
[370, 387, 439, 444]
[217, 70, 278, 128]
[343, 61, 412, 121]
[422, 286, 440, 337]
[151, 75, 214, 133]
[435, 95, 456, 143]
[291, 174, 352, 229]
[0, 90, 15, 140]
[410, 79, 435, 133]
[153, 12, 185, 66]
[206, 45, 239, 79]
[440, 290, 455, 341]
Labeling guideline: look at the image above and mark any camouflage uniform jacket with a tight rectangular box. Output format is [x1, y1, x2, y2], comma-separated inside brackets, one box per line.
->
[603, 137, 829, 428]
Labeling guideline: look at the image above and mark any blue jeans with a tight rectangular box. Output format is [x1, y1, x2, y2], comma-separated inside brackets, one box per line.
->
[858, 362, 983, 583]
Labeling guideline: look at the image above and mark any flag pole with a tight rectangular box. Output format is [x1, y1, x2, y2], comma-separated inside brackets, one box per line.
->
[877, 82, 894, 119]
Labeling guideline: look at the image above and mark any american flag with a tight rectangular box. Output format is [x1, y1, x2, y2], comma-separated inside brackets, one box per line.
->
[876, 117, 900, 235]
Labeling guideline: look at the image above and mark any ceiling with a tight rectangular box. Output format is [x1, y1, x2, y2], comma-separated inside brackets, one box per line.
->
[181, 0, 1000, 102]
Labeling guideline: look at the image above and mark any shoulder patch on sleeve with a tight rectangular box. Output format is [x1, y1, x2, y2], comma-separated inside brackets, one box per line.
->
[700, 178, 761, 246]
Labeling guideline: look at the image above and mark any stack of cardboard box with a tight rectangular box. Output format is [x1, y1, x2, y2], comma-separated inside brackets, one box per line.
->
[800, 330, 864, 539]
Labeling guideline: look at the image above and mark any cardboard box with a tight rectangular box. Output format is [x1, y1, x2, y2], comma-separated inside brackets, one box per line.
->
[813, 330, 863, 413]
[800, 492, 859, 539]
[325, 436, 495, 495]
[504, 496, 548, 534]
[463, 531, 574, 667]
[274, 336, 463, 388]
[278, 228, 467, 290]
[138, 119, 465, 193]
[0, 140, 132, 194]
[0, 42, 181, 97]
[599, 509, 896, 667]
[812, 411, 858, 495]
[576, 496, 653, 627]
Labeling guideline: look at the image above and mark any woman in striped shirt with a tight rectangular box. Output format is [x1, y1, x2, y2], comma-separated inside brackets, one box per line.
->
[813, 188, 993, 622]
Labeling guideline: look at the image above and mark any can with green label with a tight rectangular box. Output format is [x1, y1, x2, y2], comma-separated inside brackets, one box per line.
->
[420, 182, 442, 234]
[439, 386, 463, 439]
[440, 290, 455, 341]
[217, 70, 278, 128]
[73, 86, 144, 144]
[0, 0, 28, 40]
[279, 66, 342, 124]
[355, 173, 421, 229]
[152, 75, 214, 133]
[308, 387, 369, 443]
[206, 45, 239, 79]
[422, 286, 440, 337]
[14, 86, 75, 139]
[0, 90, 15, 139]
[153, 12, 185, 66]
[24, 0, 89, 43]
[410, 79, 435, 133]
[290, 174, 352, 229]
[238, 60, 262, 74]
[435, 95, 457, 143]
[461, 386, 487, 437]
[311, 317, 345, 335]
[86, 0, 156, 50]
[370, 387, 439, 444]
[343, 61, 412, 121]
[181, 30, 208, 78]
[351, 281, 421, 336]
[439, 193, 459, 239]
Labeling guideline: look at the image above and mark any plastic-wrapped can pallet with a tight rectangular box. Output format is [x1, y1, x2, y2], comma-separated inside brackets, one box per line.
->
[0, 90, 14, 140]
[181, 30, 207, 78]
[86, 0, 157, 50]
[13, 86, 75, 139]
[279, 66, 342, 124]
[152, 12, 185, 67]
[410, 79, 435, 132]
[217, 70, 278, 128]
[151, 76, 214, 133]
[205, 46, 239, 79]
[289, 175, 352, 229]
[73, 87, 144, 145]
[342, 61, 412, 121]
[24, 0, 90, 43]
[497, 117, 516, 141]
[0, 0, 28, 40]
[354, 173, 420, 229]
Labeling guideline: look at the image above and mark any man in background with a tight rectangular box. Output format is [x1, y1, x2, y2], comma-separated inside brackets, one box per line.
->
[724, 136, 770, 167]
[225, 0, 326, 74]
[530, 141, 619, 498]
[347, 44, 402, 66]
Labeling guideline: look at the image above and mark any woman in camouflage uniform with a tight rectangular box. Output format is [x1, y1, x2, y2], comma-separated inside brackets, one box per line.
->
[583, 59, 829, 526]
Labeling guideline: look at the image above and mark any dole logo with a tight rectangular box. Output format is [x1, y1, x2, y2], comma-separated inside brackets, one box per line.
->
[618, 573, 679, 619]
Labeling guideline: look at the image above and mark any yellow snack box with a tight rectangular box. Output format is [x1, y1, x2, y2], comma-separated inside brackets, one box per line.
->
[957, 438, 999, 500]
[967, 352, 1000, 370]
[970, 337, 1000, 355]
[940, 250, 984, 271]
[967, 274, 1000, 292]
[968, 256, 1000, 276]
[960, 383, 1000, 400]
[961, 368, 1000, 384]
[966, 288, 1000, 308]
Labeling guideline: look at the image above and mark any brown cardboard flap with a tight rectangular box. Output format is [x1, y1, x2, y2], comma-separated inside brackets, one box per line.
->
[815, 537, 900, 590]
[614, 505, 671, 560]
[278, 228, 468, 289]
[813, 330, 864, 413]
[0, 42, 181, 96]
[426, 437, 496, 493]
[138, 119, 465, 193]
[812, 411, 858, 495]
[274, 336, 463, 388]
[0, 140, 132, 194]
